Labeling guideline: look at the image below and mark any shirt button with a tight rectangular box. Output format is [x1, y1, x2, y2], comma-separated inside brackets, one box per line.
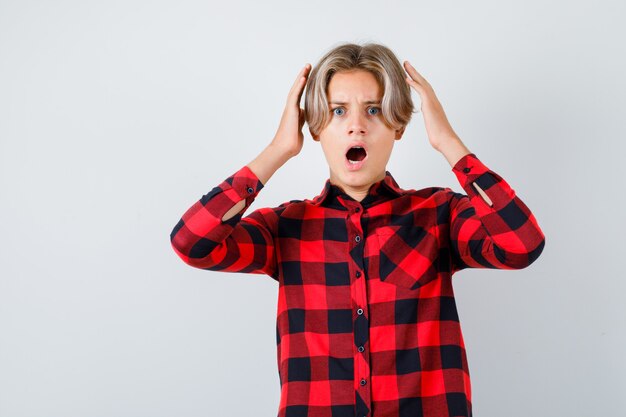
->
[355, 207, 360, 212]
[360, 378, 367, 386]
[247, 186, 254, 193]
[356, 271, 361, 278]
[355, 235, 361, 243]
[357, 308, 363, 315]
[358, 345, 364, 352]
[463, 167, 471, 173]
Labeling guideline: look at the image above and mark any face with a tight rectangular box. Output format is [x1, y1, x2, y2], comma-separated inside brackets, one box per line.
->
[312, 69, 405, 201]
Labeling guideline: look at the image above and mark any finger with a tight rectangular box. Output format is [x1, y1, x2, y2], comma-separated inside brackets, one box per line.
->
[289, 64, 311, 107]
[403, 60, 426, 83]
[289, 65, 307, 92]
[289, 64, 311, 99]
[288, 76, 306, 108]
[296, 70, 309, 105]
[405, 76, 424, 95]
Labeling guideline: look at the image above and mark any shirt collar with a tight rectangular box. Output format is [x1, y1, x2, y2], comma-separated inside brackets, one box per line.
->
[311, 171, 405, 209]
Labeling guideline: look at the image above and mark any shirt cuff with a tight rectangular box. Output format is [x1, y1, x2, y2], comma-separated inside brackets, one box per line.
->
[223, 164, 265, 200]
[450, 152, 507, 210]
[451, 153, 489, 186]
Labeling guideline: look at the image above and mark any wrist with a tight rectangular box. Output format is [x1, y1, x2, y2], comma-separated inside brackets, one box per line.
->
[266, 142, 295, 163]
[437, 137, 471, 168]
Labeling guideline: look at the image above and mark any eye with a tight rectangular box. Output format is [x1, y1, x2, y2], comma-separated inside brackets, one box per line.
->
[331, 107, 345, 116]
[368, 106, 381, 115]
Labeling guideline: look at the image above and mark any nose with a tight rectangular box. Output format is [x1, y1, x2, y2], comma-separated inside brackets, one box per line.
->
[347, 110, 368, 136]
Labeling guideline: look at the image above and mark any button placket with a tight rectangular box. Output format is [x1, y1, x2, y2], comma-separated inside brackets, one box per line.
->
[349, 202, 370, 416]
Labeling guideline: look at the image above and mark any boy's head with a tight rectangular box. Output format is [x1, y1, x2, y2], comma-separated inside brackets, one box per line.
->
[304, 42, 416, 198]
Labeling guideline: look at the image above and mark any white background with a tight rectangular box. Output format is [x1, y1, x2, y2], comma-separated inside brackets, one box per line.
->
[1, 0, 624, 416]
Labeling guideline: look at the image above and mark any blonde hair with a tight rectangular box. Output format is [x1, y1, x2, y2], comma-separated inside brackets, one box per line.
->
[304, 42, 416, 138]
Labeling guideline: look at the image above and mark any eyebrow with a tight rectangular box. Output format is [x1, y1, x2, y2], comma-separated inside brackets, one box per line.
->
[329, 100, 381, 105]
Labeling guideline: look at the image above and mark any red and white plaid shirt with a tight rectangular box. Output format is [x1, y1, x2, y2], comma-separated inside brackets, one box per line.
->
[170, 152, 545, 417]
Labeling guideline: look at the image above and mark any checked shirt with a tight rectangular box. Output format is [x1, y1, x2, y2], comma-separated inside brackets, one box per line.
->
[169, 152, 546, 417]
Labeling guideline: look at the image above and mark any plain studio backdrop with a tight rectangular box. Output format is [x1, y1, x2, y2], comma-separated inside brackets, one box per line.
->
[1, 0, 624, 416]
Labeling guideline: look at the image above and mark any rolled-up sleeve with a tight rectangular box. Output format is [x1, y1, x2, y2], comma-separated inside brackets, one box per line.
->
[169, 165, 279, 280]
[446, 153, 546, 274]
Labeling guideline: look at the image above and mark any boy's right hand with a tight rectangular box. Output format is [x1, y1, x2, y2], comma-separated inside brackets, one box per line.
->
[270, 64, 312, 159]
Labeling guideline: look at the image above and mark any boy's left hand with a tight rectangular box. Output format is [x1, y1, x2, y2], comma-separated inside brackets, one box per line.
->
[403, 61, 460, 152]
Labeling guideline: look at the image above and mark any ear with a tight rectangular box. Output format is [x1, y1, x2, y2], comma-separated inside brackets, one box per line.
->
[394, 126, 406, 140]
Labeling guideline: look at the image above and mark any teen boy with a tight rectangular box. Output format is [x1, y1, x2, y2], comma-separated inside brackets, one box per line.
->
[170, 43, 545, 417]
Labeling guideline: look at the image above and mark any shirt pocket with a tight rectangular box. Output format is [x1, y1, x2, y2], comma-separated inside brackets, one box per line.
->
[374, 225, 440, 290]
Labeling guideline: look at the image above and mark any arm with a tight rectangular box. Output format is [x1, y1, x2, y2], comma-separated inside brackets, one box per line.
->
[169, 144, 289, 279]
[402, 62, 545, 273]
[442, 148, 546, 273]
[169, 63, 312, 279]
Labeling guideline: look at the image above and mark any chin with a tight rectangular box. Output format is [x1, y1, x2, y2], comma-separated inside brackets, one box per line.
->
[342, 169, 376, 183]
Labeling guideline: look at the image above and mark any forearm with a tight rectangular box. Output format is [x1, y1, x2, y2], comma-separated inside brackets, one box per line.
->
[247, 143, 292, 186]
[437, 136, 472, 168]
[170, 157, 279, 275]
[436, 137, 495, 205]
[448, 152, 546, 270]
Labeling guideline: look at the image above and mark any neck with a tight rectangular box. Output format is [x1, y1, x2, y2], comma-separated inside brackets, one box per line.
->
[329, 170, 386, 202]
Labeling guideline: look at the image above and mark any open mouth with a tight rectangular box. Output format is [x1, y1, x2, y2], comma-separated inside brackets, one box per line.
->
[346, 146, 367, 164]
